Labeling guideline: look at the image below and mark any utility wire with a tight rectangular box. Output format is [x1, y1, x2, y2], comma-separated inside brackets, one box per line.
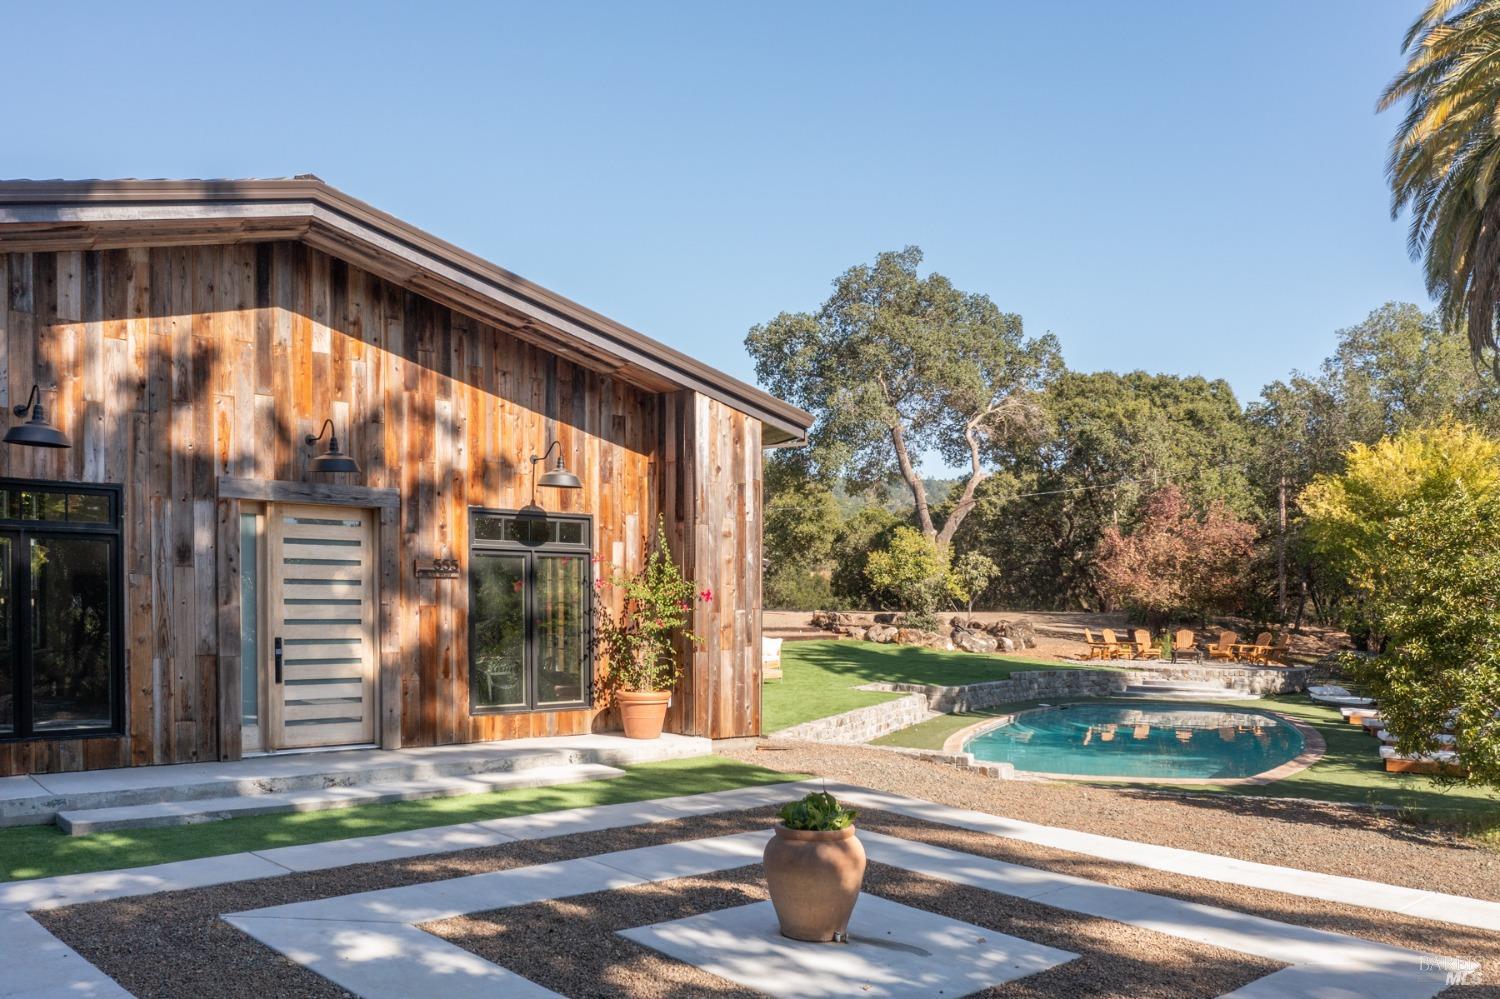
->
[1002, 476, 1153, 500]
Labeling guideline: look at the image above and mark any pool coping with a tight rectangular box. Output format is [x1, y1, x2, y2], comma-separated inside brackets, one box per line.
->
[940, 702, 1327, 787]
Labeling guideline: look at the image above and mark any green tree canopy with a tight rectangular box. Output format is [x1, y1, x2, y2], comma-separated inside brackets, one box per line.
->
[746, 246, 1061, 549]
[951, 371, 1254, 609]
[1301, 423, 1500, 789]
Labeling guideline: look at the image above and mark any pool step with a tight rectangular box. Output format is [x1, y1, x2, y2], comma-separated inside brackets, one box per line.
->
[54, 763, 625, 836]
[1119, 678, 1259, 701]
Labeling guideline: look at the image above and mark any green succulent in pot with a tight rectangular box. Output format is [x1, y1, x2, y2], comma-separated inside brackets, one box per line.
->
[777, 791, 858, 831]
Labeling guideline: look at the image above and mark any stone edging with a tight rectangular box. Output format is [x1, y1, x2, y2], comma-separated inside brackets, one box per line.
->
[771, 692, 934, 744]
[929, 704, 1326, 787]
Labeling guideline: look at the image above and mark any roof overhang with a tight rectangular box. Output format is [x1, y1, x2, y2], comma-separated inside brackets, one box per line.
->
[0, 177, 811, 446]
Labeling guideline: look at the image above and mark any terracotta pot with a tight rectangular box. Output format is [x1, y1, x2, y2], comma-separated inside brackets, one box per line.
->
[762, 824, 866, 941]
[616, 689, 671, 740]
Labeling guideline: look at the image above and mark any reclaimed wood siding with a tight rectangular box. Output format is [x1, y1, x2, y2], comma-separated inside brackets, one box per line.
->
[660, 391, 763, 739]
[0, 243, 762, 776]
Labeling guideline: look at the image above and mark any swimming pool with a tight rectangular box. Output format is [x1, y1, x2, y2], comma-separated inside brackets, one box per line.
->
[963, 702, 1304, 780]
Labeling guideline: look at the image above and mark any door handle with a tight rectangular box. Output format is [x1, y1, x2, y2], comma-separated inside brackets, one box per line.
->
[274, 637, 283, 684]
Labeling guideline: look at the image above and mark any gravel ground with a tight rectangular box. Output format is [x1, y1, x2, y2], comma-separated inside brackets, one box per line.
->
[724, 741, 1500, 901]
[34, 808, 778, 999]
[36, 794, 1500, 996]
[428, 863, 1277, 998]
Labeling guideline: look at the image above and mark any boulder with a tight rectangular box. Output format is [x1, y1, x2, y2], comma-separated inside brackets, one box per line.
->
[809, 610, 852, 631]
[866, 624, 899, 644]
[873, 611, 905, 625]
[953, 629, 999, 654]
[895, 627, 943, 646]
[998, 636, 1016, 653]
[843, 626, 868, 642]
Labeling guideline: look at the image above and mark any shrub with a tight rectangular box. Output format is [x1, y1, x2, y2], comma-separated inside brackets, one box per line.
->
[1302, 425, 1500, 788]
[595, 517, 710, 693]
[777, 791, 858, 831]
[765, 566, 840, 611]
[1096, 486, 1258, 628]
[863, 526, 960, 618]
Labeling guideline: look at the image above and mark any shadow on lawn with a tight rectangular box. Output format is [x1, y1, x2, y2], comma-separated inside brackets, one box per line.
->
[784, 639, 1088, 687]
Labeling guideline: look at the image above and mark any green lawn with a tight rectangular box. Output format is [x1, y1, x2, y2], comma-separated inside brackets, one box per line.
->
[764, 639, 1111, 733]
[876, 694, 1500, 834]
[0, 756, 805, 883]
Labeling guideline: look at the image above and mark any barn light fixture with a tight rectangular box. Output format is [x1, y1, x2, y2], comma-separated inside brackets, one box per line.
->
[530, 441, 582, 490]
[4, 384, 70, 448]
[305, 419, 360, 474]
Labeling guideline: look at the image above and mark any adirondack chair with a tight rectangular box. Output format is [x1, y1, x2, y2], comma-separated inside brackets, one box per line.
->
[1129, 628, 1155, 659]
[1173, 628, 1201, 662]
[1239, 632, 1273, 664]
[1207, 631, 1239, 661]
[1081, 627, 1120, 660]
[1099, 629, 1132, 660]
[1264, 636, 1291, 666]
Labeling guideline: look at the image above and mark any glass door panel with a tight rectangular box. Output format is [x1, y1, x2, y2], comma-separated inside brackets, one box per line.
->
[29, 536, 112, 731]
[470, 553, 528, 709]
[0, 537, 10, 735]
[534, 554, 586, 705]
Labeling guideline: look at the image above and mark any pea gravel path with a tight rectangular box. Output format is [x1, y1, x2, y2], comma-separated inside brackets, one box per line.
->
[725, 741, 1500, 901]
[427, 864, 1279, 998]
[34, 801, 1500, 996]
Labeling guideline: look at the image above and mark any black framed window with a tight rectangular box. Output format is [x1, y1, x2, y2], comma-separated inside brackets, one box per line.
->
[0, 480, 123, 740]
[469, 510, 591, 713]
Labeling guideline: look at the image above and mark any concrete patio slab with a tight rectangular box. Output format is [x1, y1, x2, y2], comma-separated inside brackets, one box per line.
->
[0, 852, 291, 912]
[0, 910, 131, 998]
[226, 916, 565, 999]
[618, 894, 1078, 998]
[54, 762, 624, 835]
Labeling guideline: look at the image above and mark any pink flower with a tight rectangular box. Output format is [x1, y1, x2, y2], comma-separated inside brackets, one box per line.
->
[699, 588, 713, 603]
[677, 599, 691, 610]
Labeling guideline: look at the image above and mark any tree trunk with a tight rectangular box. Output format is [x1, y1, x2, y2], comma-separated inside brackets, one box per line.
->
[1276, 476, 1288, 622]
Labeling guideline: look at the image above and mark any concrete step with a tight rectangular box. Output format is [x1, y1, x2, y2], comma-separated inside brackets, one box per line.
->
[765, 628, 844, 641]
[1119, 686, 1259, 701]
[0, 733, 712, 827]
[1130, 678, 1232, 689]
[55, 763, 626, 836]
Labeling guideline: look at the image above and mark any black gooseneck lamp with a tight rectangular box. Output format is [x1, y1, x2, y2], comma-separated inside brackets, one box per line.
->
[4, 384, 70, 448]
[528, 440, 582, 503]
[305, 419, 360, 474]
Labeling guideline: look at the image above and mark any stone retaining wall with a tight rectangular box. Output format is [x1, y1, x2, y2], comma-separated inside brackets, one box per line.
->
[1121, 664, 1310, 695]
[772, 692, 933, 744]
[868, 669, 1128, 713]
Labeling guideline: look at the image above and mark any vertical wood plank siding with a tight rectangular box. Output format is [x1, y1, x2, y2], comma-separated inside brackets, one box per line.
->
[0, 243, 765, 776]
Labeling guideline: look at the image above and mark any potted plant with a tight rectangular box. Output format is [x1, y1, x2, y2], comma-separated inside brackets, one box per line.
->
[763, 791, 866, 942]
[596, 517, 710, 739]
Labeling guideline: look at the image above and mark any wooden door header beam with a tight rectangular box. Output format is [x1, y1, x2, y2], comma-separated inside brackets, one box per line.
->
[0, 177, 811, 445]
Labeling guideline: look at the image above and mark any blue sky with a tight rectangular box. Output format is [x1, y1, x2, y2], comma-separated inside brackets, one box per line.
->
[7, 1, 1426, 414]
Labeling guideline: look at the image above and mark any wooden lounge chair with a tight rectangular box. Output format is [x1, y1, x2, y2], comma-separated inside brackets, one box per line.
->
[1238, 632, 1273, 664]
[1206, 631, 1239, 661]
[1099, 629, 1134, 660]
[1128, 628, 1156, 659]
[1380, 745, 1465, 776]
[1263, 637, 1290, 666]
[1173, 628, 1200, 662]
[1081, 627, 1119, 661]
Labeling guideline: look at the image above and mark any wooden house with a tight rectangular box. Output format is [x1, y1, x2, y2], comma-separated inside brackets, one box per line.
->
[0, 178, 810, 776]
